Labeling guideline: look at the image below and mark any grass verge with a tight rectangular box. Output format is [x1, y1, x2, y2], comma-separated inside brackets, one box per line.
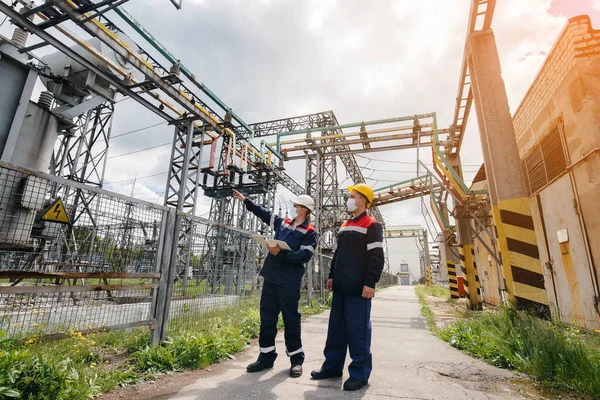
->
[0, 295, 331, 399]
[415, 285, 600, 399]
[414, 284, 448, 332]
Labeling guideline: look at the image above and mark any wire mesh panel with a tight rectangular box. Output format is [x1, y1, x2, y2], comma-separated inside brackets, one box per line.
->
[0, 160, 397, 342]
[379, 271, 399, 287]
[0, 161, 168, 339]
[166, 215, 261, 334]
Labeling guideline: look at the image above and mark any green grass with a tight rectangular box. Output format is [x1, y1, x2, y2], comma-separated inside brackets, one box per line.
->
[416, 284, 449, 298]
[437, 307, 600, 397]
[415, 291, 600, 399]
[0, 295, 331, 399]
[415, 284, 600, 398]
[414, 285, 441, 332]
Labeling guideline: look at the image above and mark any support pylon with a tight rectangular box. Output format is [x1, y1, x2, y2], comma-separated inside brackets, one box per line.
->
[423, 231, 432, 286]
[449, 154, 482, 309]
[440, 203, 460, 299]
[467, 29, 550, 317]
[457, 220, 482, 309]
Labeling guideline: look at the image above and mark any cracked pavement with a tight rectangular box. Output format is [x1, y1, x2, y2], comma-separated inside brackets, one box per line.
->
[167, 286, 537, 400]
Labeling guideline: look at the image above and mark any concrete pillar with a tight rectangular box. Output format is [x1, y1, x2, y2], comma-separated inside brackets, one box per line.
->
[467, 29, 550, 317]
[457, 218, 482, 309]
[449, 154, 482, 309]
[423, 231, 432, 286]
[440, 203, 461, 299]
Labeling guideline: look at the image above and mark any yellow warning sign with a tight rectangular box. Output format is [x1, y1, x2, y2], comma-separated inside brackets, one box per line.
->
[41, 198, 70, 224]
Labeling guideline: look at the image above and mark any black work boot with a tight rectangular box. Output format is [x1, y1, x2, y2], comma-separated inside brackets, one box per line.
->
[246, 359, 274, 373]
[290, 364, 303, 378]
[310, 368, 343, 380]
[343, 377, 368, 391]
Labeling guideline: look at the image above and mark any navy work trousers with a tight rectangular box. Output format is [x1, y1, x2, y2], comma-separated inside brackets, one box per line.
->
[258, 279, 304, 365]
[321, 293, 372, 382]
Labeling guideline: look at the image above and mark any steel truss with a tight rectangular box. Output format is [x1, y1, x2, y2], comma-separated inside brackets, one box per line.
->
[199, 128, 279, 294]
[51, 101, 114, 224]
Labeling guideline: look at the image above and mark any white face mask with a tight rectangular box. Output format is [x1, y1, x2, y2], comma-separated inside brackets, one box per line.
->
[289, 207, 297, 219]
[346, 198, 358, 212]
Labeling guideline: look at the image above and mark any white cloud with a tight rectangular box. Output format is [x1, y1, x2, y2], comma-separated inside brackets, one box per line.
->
[306, 0, 338, 33]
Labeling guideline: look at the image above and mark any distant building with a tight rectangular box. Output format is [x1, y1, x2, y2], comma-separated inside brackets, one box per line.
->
[398, 262, 410, 285]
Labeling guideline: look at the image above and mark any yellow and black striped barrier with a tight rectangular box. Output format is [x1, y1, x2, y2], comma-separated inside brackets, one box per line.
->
[494, 198, 550, 318]
[471, 247, 483, 304]
[459, 244, 482, 309]
[447, 260, 460, 299]
[426, 265, 432, 286]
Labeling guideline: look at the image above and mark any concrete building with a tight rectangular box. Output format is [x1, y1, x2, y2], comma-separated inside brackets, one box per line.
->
[472, 15, 599, 329]
[512, 15, 600, 329]
[398, 262, 411, 285]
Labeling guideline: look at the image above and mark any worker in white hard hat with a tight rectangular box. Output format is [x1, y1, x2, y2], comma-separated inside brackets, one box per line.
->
[311, 183, 384, 391]
[232, 189, 319, 378]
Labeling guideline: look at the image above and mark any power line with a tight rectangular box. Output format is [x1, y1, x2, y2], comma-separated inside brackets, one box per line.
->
[0, 2, 15, 28]
[111, 121, 167, 139]
[115, 96, 133, 104]
[105, 171, 168, 185]
[356, 154, 482, 167]
[108, 142, 171, 159]
[380, 213, 421, 227]
[362, 165, 479, 173]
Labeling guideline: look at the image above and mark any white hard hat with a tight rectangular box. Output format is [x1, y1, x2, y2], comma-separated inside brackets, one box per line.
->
[291, 195, 315, 212]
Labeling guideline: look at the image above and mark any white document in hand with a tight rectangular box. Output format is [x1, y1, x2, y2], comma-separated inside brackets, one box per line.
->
[252, 235, 292, 251]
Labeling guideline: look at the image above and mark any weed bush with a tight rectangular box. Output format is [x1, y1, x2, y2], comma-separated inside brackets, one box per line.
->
[416, 284, 449, 298]
[0, 294, 333, 399]
[438, 306, 600, 398]
[0, 347, 101, 400]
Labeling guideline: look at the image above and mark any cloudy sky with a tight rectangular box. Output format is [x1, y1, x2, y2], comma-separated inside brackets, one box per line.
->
[2, 0, 599, 277]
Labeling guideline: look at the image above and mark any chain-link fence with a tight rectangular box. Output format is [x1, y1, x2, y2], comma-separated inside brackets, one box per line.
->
[379, 271, 399, 287]
[0, 161, 397, 343]
[163, 214, 261, 335]
[0, 161, 168, 339]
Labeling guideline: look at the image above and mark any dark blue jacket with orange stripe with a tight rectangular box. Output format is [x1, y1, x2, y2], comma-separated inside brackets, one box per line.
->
[329, 212, 385, 296]
[244, 198, 319, 291]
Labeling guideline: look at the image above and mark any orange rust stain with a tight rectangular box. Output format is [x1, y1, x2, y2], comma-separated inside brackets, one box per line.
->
[560, 242, 585, 325]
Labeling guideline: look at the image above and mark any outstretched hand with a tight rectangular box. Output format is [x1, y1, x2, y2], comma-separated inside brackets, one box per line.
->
[232, 189, 245, 202]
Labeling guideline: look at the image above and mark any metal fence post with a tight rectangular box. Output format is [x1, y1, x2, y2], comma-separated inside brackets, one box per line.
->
[151, 208, 177, 344]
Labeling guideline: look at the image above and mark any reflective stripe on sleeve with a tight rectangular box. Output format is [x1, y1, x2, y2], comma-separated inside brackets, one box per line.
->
[367, 241, 384, 250]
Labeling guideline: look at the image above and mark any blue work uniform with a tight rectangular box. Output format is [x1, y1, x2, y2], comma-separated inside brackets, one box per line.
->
[321, 211, 384, 383]
[244, 198, 319, 365]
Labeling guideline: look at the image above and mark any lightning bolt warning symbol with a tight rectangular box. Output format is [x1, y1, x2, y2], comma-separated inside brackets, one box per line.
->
[53, 204, 61, 219]
[41, 198, 70, 224]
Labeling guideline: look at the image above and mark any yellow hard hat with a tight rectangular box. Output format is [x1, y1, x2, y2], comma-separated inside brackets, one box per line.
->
[348, 183, 374, 208]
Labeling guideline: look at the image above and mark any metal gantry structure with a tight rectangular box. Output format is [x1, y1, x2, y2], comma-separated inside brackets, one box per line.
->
[2, 0, 590, 335]
[1, 0, 452, 295]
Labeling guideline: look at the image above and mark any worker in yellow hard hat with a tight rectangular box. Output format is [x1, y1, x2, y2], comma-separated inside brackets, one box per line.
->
[311, 182, 384, 391]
